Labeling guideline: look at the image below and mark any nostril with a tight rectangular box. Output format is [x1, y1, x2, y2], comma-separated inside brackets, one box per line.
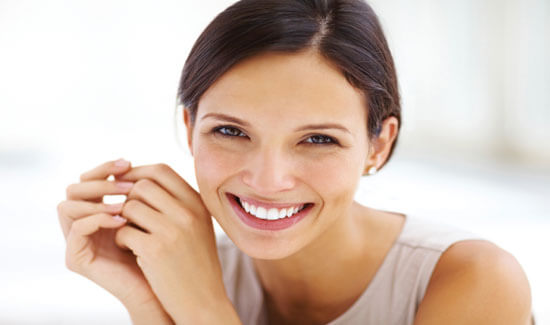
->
[241, 174, 296, 193]
[240, 158, 296, 193]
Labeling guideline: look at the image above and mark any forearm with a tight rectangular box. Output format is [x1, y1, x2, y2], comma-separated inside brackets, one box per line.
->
[124, 299, 174, 325]
[171, 298, 242, 325]
[124, 295, 241, 325]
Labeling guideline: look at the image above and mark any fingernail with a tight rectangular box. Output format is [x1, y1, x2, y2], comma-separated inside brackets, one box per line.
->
[112, 215, 127, 222]
[106, 202, 124, 211]
[114, 159, 130, 167]
[115, 181, 134, 190]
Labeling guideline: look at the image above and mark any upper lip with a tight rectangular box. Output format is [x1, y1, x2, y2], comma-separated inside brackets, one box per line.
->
[228, 193, 312, 210]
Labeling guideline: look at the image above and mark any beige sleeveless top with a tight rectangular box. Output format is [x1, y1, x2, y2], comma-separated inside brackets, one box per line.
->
[215, 214, 485, 325]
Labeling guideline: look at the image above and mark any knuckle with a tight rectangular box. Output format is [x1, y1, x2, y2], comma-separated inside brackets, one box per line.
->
[153, 163, 172, 174]
[56, 201, 67, 215]
[144, 239, 164, 256]
[71, 214, 101, 234]
[65, 183, 77, 198]
[132, 179, 153, 195]
[164, 229, 177, 242]
[163, 228, 183, 247]
[113, 227, 124, 247]
[174, 204, 196, 224]
[178, 204, 193, 217]
[177, 211, 194, 228]
[184, 216, 199, 230]
[115, 224, 128, 237]
[69, 218, 84, 234]
[143, 232, 178, 257]
[65, 253, 81, 273]
[122, 199, 139, 214]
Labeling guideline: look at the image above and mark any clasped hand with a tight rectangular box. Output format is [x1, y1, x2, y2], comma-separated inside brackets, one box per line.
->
[57, 159, 235, 324]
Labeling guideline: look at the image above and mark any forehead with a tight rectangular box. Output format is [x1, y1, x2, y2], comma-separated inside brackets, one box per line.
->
[197, 49, 367, 124]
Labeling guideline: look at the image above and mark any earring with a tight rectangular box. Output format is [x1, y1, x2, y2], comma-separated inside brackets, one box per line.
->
[366, 166, 377, 175]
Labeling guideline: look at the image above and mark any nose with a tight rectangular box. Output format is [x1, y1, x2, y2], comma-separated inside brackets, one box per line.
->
[241, 147, 296, 195]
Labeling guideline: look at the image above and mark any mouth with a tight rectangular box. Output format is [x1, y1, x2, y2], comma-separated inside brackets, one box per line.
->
[226, 193, 314, 231]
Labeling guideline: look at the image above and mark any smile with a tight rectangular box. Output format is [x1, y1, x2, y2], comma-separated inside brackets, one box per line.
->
[226, 193, 314, 231]
[239, 197, 306, 220]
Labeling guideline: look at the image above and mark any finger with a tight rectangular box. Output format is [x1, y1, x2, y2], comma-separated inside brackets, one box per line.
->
[65, 213, 127, 271]
[127, 179, 186, 217]
[115, 164, 203, 212]
[80, 158, 132, 182]
[121, 199, 165, 234]
[115, 224, 149, 256]
[57, 200, 124, 238]
[68, 213, 127, 238]
[59, 200, 124, 220]
[66, 180, 134, 201]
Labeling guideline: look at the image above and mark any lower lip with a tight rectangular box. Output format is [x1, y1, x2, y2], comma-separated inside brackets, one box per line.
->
[226, 193, 313, 231]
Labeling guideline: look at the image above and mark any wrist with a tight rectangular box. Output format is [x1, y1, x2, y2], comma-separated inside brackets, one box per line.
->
[124, 298, 174, 325]
[172, 298, 241, 325]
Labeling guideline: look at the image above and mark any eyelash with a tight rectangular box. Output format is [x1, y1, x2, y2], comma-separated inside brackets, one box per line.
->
[211, 125, 340, 146]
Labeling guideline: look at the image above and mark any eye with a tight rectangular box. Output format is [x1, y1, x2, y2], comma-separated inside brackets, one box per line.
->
[303, 134, 339, 145]
[213, 125, 247, 138]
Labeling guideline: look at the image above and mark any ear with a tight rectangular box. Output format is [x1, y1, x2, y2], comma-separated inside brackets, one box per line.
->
[183, 108, 194, 156]
[364, 116, 399, 173]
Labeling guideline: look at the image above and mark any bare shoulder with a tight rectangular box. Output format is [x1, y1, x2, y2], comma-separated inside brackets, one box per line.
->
[414, 240, 533, 325]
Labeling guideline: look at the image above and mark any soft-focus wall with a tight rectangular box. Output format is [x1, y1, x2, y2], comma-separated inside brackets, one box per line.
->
[1, 0, 549, 168]
[0, 0, 548, 324]
[369, 0, 550, 167]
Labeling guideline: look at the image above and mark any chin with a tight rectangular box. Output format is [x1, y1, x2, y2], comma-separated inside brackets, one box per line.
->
[232, 234, 304, 260]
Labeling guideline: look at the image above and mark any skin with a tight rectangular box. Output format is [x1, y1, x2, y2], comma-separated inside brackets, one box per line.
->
[59, 160, 242, 324]
[58, 48, 532, 324]
[415, 240, 533, 325]
[58, 161, 174, 324]
[184, 48, 404, 324]
[184, 48, 532, 324]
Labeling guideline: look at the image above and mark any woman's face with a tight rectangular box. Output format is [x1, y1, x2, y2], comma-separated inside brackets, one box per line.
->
[185, 49, 371, 259]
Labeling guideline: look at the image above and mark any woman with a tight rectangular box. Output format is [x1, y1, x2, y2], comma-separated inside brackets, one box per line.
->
[57, 0, 533, 324]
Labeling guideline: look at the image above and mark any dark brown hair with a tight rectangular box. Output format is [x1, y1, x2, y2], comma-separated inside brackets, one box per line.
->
[177, 0, 401, 168]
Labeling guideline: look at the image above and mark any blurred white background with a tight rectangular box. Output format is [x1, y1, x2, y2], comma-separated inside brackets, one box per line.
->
[0, 0, 548, 323]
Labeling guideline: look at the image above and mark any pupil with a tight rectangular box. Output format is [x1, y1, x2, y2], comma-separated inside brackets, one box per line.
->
[222, 127, 234, 135]
[227, 127, 240, 136]
[313, 135, 328, 143]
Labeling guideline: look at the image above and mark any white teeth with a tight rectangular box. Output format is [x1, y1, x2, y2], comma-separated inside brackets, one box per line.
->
[267, 208, 279, 220]
[256, 207, 267, 219]
[238, 196, 307, 220]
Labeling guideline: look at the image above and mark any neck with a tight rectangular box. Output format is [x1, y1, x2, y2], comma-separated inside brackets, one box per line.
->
[251, 201, 381, 324]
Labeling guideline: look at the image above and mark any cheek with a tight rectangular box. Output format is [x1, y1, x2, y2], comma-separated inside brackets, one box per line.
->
[298, 151, 363, 204]
[191, 142, 241, 220]
[193, 142, 238, 189]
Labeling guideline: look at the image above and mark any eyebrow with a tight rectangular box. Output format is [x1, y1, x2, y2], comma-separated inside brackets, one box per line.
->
[295, 123, 351, 134]
[201, 113, 351, 134]
[201, 113, 251, 127]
